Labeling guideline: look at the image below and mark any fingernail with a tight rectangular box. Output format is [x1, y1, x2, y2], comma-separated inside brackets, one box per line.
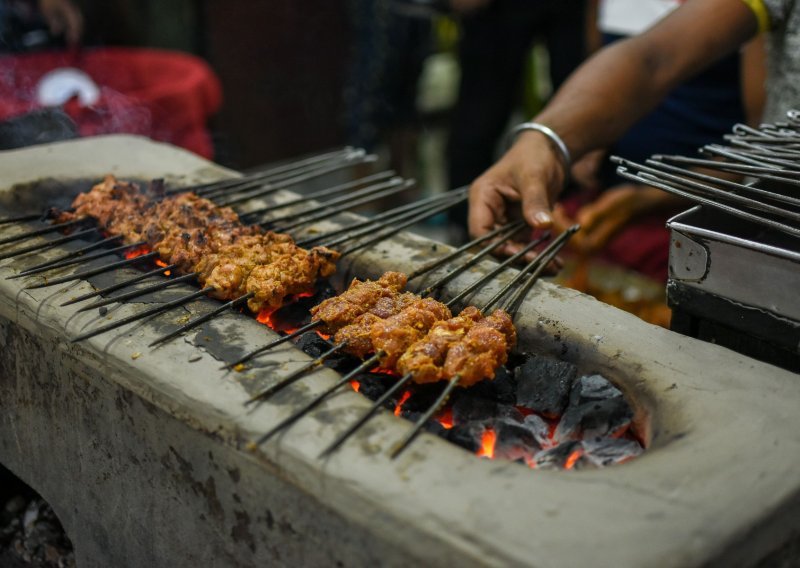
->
[533, 212, 552, 226]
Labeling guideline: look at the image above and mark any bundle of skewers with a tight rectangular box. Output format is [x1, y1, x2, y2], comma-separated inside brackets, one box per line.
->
[0, 152, 578, 457]
[239, 226, 577, 458]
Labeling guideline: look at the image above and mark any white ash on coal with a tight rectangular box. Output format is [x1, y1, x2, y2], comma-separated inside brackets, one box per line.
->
[553, 374, 633, 444]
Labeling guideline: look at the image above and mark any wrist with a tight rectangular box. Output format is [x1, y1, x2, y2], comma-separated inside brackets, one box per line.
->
[507, 122, 572, 189]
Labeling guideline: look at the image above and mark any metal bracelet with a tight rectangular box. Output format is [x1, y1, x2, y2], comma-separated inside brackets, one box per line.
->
[507, 121, 572, 183]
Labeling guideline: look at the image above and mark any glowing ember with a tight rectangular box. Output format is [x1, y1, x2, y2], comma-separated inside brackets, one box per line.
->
[476, 428, 496, 459]
[436, 407, 454, 429]
[394, 391, 411, 417]
[564, 448, 584, 470]
[124, 244, 151, 259]
[256, 308, 276, 327]
[154, 258, 171, 276]
[349, 380, 360, 392]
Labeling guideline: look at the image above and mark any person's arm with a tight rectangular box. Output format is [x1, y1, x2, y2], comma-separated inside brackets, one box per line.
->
[468, 0, 760, 243]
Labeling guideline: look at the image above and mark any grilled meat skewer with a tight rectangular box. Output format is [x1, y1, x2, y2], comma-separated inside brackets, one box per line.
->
[58, 175, 339, 312]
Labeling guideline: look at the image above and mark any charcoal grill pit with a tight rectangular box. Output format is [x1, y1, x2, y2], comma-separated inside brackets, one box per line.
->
[1, 136, 799, 567]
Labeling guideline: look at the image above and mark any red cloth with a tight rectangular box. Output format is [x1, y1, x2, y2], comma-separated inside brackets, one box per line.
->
[560, 195, 670, 282]
[0, 47, 222, 158]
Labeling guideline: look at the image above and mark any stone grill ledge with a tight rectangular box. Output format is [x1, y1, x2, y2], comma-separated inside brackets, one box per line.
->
[0, 135, 798, 568]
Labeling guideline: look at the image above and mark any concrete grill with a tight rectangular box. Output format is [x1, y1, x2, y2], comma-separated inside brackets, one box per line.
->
[1, 135, 799, 567]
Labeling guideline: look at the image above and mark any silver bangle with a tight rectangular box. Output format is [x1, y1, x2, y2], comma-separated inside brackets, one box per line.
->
[507, 121, 572, 182]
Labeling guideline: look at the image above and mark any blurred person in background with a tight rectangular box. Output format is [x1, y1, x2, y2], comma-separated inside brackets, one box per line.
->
[550, 0, 765, 282]
[343, 0, 433, 178]
[468, 0, 783, 281]
[0, 0, 82, 51]
[446, 0, 593, 240]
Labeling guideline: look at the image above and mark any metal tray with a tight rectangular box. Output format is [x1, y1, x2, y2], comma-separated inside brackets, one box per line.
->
[667, 205, 800, 322]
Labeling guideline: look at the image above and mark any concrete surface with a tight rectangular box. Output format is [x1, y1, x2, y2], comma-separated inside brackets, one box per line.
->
[0, 136, 798, 567]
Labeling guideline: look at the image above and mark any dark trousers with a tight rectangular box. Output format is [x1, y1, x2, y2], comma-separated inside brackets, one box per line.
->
[447, 0, 588, 230]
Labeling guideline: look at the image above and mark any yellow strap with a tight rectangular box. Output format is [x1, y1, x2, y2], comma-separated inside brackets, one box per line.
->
[740, 0, 771, 33]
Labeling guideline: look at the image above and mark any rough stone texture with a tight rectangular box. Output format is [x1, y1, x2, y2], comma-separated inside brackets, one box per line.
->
[0, 136, 798, 567]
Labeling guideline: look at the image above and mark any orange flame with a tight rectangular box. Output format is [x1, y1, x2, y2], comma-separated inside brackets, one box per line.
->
[394, 390, 411, 417]
[154, 258, 171, 276]
[476, 428, 496, 459]
[349, 380, 360, 392]
[124, 244, 151, 259]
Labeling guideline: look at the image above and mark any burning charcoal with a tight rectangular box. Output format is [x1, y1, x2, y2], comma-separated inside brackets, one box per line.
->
[492, 417, 542, 462]
[468, 365, 517, 404]
[515, 355, 577, 418]
[397, 411, 447, 436]
[582, 437, 643, 467]
[355, 372, 398, 401]
[521, 414, 552, 448]
[294, 333, 357, 373]
[399, 383, 446, 414]
[569, 374, 623, 405]
[446, 423, 484, 453]
[451, 395, 523, 426]
[533, 441, 582, 470]
[294, 332, 333, 359]
[554, 397, 633, 444]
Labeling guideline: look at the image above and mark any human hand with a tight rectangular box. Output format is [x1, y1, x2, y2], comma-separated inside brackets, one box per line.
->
[449, 0, 492, 15]
[468, 129, 567, 257]
[38, 0, 83, 45]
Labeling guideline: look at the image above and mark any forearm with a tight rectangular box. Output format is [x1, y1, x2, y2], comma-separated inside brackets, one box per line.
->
[533, 0, 759, 161]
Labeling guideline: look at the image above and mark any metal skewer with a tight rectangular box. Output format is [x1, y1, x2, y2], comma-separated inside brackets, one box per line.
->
[335, 191, 468, 257]
[0, 217, 87, 247]
[70, 287, 214, 343]
[10, 240, 147, 278]
[444, 235, 547, 308]
[614, 157, 800, 223]
[75, 272, 201, 312]
[23, 252, 160, 289]
[0, 228, 100, 262]
[296, 189, 465, 248]
[616, 167, 800, 239]
[406, 221, 525, 281]
[389, 375, 462, 459]
[322, 228, 578, 458]
[483, 225, 579, 314]
[319, 372, 415, 458]
[179, 148, 356, 196]
[149, 292, 255, 347]
[60, 263, 177, 307]
[0, 212, 44, 226]
[249, 353, 383, 448]
[239, 171, 397, 221]
[245, 342, 348, 405]
[418, 225, 540, 297]
[267, 180, 415, 232]
[217, 155, 376, 208]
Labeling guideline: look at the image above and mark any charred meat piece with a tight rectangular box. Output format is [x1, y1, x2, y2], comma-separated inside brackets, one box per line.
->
[332, 292, 419, 358]
[443, 309, 516, 387]
[310, 271, 408, 334]
[370, 298, 452, 371]
[396, 306, 483, 384]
